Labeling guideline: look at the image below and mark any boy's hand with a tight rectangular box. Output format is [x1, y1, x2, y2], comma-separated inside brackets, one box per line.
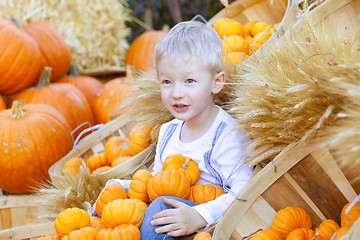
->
[151, 198, 207, 237]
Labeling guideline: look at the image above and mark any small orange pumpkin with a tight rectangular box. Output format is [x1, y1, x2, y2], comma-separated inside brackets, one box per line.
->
[162, 154, 200, 186]
[128, 169, 153, 203]
[92, 166, 112, 174]
[105, 136, 133, 163]
[188, 184, 224, 204]
[286, 228, 318, 240]
[97, 224, 141, 240]
[222, 35, 248, 53]
[251, 22, 271, 37]
[101, 199, 147, 228]
[147, 170, 191, 202]
[251, 31, 272, 45]
[129, 124, 153, 155]
[111, 156, 132, 167]
[213, 18, 237, 34]
[271, 206, 312, 238]
[315, 219, 340, 240]
[63, 157, 86, 176]
[90, 216, 106, 232]
[86, 153, 109, 173]
[250, 229, 283, 240]
[61, 227, 97, 240]
[193, 231, 212, 240]
[54, 207, 91, 237]
[244, 20, 259, 37]
[341, 202, 360, 227]
[333, 227, 349, 240]
[95, 184, 128, 217]
[223, 52, 248, 65]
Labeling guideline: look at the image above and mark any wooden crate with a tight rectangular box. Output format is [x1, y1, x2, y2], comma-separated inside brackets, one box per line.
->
[0, 194, 47, 231]
[211, 138, 359, 240]
[49, 116, 156, 186]
[0, 222, 55, 240]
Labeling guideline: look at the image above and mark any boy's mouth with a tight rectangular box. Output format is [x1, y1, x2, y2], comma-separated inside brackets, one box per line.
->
[173, 104, 189, 112]
[174, 104, 188, 108]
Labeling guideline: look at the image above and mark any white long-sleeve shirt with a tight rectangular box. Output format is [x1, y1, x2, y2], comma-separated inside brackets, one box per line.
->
[152, 106, 254, 228]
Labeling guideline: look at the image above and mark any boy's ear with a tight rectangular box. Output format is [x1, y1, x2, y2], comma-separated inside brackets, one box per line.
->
[212, 71, 225, 94]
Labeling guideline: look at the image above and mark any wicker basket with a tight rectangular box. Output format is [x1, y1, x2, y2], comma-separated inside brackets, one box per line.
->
[0, 222, 55, 240]
[211, 138, 359, 240]
[49, 116, 156, 186]
[0, 194, 48, 231]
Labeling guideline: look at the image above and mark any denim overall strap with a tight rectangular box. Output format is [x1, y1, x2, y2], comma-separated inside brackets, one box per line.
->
[203, 121, 227, 188]
[158, 123, 178, 161]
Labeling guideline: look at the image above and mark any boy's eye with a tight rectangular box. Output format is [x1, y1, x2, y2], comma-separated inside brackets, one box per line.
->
[186, 79, 195, 84]
[162, 80, 171, 85]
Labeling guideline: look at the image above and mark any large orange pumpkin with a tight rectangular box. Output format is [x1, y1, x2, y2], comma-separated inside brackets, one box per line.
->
[125, 30, 167, 71]
[0, 95, 6, 110]
[0, 18, 44, 95]
[13, 67, 94, 137]
[55, 75, 103, 104]
[147, 170, 191, 202]
[0, 101, 72, 193]
[23, 21, 72, 82]
[271, 206, 312, 238]
[163, 154, 200, 185]
[91, 83, 133, 124]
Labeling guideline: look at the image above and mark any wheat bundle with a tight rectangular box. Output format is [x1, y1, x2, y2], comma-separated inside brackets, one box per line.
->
[0, 0, 130, 74]
[33, 165, 103, 221]
[228, 16, 360, 166]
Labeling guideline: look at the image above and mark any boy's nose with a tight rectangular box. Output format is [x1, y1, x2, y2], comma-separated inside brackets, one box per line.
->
[171, 84, 184, 98]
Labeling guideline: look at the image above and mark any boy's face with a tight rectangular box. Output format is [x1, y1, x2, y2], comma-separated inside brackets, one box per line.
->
[157, 58, 224, 124]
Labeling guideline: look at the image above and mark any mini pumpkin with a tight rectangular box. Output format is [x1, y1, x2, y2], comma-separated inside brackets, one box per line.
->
[105, 136, 133, 163]
[63, 157, 86, 176]
[111, 156, 131, 167]
[97, 224, 141, 240]
[244, 20, 259, 37]
[162, 154, 200, 186]
[36, 235, 61, 240]
[61, 227, 97, 240]
[101, 199, 147, 228]
[188, 184, 224, 204]
[271, 206, 312, 238]
[95, 184, 128, 217]
[341, 202, 360, 227]
[217, 21, 245, 39]
[213, 18, 237, 34]
[128, 169, 153, 203]
[333, 227, 349, 240]
[129, 124, 153, 155]
[147, 170, 191, 202]
[315, 219, 340, 240]
[54, 207, 91, 238]
[90, 216, 106, 232]
[92, 166, 112, 174]
[251, 22, 271, 37]
[249, 229, 283, 240]
[286, 228, 317, 240]
[86, 153, 109, 173]
[193, 231, 212, 240]
[222, 35, 248, 53]
[223, 52, 248, 65]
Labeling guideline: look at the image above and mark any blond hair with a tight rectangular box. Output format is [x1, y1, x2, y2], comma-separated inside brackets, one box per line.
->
[154, 20, 224, 75]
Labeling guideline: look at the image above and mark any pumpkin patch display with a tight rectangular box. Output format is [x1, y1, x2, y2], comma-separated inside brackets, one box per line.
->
[54, 207, 91, 238]
[22, 20, 72, 82]
[0, 18, 44, 95]
[13, 67, 94, 138]
[147, 170, 191, 202]
[162, 154, 200, 186]
[0, 100, 72, 193]
[125, 30, 168, 71]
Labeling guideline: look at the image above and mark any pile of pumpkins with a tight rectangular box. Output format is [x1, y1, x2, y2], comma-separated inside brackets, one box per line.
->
[0, 18, 135, 193]
[213, 17, 280, 65]
[250, 202, 360, 240]
[62, 124, 157, 175]
[36, 153, 223, 239]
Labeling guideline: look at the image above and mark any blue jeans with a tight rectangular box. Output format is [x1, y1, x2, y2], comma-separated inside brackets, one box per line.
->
[140, 196, 197, 240]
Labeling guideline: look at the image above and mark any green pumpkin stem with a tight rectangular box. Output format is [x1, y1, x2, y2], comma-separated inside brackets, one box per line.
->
[182, 157, 190, 169]
[10, 100, 26, 118]
[67, 64, 78, 76]
[36, 67, 52, 88]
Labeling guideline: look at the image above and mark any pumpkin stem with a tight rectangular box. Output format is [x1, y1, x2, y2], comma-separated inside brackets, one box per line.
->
[36, 67, 52, 88]
[11, 18, 23, 28]
[10, 100, 26, 118]
[67, 64, 78, 76]
[182, 157, 190, 169]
